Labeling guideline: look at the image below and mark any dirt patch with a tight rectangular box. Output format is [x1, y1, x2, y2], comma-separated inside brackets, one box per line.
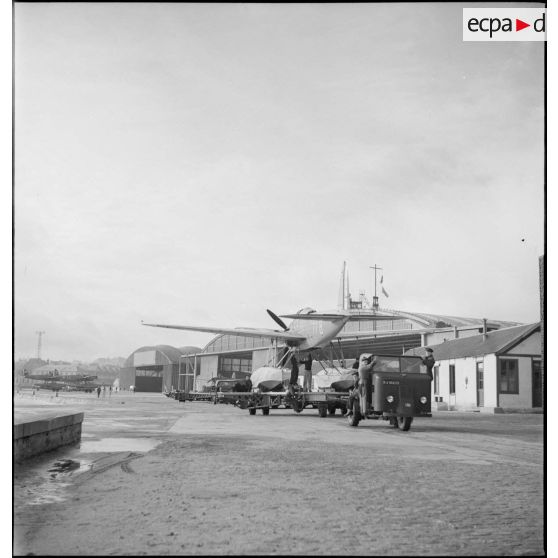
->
[15, 430, 543, 556]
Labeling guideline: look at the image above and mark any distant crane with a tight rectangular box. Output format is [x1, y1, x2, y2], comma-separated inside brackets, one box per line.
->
[36, 330, 45, 360]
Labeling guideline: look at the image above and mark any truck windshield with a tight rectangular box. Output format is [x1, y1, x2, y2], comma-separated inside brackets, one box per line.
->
[373, 355, 423, 374]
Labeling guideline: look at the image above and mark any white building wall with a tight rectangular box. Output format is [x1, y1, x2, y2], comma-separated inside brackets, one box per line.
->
[483, 354, 498, 408]
[456, 357, 480, 409]
[506, 332, 541, 356]
[498, 356, 533, 408]
[436, 353, 533, 410]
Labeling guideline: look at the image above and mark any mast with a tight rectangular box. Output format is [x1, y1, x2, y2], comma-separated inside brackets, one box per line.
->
[36, 330, 45, 360]
[338, 261, 346, 310]
[369, 264, 382, 311]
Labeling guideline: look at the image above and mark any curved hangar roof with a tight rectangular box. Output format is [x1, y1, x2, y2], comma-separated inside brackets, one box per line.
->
[341, 309, 520, 334]
[125, 345, 201, 367]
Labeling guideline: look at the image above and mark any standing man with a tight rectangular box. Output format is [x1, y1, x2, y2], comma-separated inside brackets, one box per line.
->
[96, 386, 101, 398]
[420, 348, 435, 380]
[301, 353, 313, 392]
[348, 353, 376, 415]
[359, 353, 377, 414]
[289, 354, 298, 394]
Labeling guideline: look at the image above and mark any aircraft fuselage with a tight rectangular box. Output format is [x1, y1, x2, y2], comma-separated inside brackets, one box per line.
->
[289, 316, 350, 350]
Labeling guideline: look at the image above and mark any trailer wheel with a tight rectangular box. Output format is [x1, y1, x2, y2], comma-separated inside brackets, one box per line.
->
[328, 406, 336, 415]
[262, 407, 270, 415]
[249, 408, 257, 415]
[348, 400, 360, 427]
[397, 416, 413, 431]
[318, 405, 328, 418]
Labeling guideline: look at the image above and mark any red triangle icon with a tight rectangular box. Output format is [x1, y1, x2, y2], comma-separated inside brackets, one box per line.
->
[516, 19, 530, 31]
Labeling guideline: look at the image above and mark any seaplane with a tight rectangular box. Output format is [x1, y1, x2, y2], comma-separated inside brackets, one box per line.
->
[142, 307, 418, 391]
[24, 371, 99, 392]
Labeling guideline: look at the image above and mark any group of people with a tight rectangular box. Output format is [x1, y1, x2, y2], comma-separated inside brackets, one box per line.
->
[96, 385, 113, 398]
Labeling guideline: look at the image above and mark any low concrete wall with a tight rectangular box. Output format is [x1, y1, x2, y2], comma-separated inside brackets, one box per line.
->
[14, 412, 84, 462]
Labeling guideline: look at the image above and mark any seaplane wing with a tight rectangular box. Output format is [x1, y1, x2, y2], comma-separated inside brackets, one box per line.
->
[279, 312, 403, 321]
[336, 326, 436, 339]
[141, 322, 306, 342]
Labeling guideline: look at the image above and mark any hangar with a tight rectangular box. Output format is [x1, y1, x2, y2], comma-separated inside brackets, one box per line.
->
[120, 345, 200, 393]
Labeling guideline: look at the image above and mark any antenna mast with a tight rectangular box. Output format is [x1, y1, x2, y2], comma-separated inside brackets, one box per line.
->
[369, 264, 382, 311]
[36, 330, 45, 360]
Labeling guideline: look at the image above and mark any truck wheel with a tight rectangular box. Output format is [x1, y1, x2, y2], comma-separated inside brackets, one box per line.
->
[292, 400, 303, 413]
[397, 416, 413, 431]
[348, 400, 360, 427]
[249, 408, 257, 415]
[390, 417, 398, 428]
[262, 407, 270, 415]
[318, 405, 328, 418]
[328, 406, 336, 415]
[340, 406, 347, 416]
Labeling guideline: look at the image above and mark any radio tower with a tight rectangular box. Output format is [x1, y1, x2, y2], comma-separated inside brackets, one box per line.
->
[36, 330, 45, 360]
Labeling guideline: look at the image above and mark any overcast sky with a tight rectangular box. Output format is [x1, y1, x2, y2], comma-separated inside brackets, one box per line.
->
[14, 2, 545, 362]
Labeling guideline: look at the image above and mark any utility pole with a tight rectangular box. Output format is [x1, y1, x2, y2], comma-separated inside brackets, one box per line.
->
[369, 264, 382, 311]
[36, 331, 45, 360]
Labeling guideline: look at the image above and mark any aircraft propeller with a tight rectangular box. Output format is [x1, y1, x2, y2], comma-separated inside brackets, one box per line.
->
[266, 309, 289, 331]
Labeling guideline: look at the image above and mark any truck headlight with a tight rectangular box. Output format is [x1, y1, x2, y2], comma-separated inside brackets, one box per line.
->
[386, 395, 394, 403]
[420, 396, 428, 404]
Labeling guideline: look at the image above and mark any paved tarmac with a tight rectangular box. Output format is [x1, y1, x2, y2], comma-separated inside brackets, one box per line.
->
[13, 390, 545, 556]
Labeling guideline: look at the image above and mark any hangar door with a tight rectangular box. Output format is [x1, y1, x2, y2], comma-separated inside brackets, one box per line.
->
[136, 368, 163, 392]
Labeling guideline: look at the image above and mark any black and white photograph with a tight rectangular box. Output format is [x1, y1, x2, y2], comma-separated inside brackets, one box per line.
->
[12, 2, 547, 556]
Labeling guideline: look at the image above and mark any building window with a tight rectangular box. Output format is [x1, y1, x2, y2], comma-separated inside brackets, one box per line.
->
[500, 359, 519, 394]
[449, 364, 456, 395]
[219, 357, 252, 379]
[433, 366, 439, 394]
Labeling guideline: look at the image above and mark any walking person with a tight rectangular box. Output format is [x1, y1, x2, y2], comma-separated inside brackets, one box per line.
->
[301, 353, 313, 392]
[96, 386, 101, 398]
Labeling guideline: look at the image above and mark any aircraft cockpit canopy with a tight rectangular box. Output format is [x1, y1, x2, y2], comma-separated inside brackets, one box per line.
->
[296, 307, 317, 315]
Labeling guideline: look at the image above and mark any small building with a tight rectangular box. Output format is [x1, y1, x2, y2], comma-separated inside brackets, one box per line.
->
[406, 323, 542, 412]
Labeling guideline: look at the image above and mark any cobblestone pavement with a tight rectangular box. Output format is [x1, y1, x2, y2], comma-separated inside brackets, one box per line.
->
[13, 393, 545, 555]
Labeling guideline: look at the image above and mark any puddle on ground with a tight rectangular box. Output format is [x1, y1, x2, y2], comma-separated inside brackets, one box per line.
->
[14, 438, 160, 509]
[14, 456, 93, 506]
[79, 437, 160, 453]
[47, 458, 81, 476]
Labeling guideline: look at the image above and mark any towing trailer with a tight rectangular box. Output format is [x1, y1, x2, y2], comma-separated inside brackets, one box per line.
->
[215, 389, 348, 417]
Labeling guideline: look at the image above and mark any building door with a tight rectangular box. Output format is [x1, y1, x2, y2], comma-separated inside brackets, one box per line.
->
[532, 360, 542, 408]
[136, 376, 163, 392]
[476, 361, 484, 407]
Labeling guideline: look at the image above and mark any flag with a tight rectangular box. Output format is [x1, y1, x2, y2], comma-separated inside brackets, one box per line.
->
[382, 286, 389, 298]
